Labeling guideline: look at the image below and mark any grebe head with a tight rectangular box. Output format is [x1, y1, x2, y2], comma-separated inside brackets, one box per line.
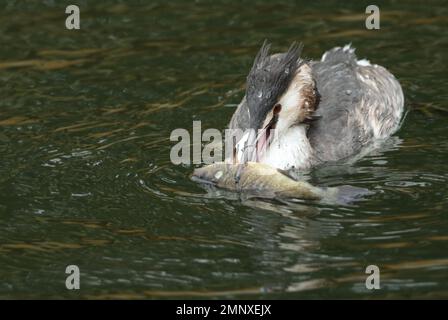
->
[236, 41, 319, 164]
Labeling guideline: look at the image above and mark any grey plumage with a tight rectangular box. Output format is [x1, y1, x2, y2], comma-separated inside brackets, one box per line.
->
[309, 46, 404, 163]
[308, 47, 366, 162]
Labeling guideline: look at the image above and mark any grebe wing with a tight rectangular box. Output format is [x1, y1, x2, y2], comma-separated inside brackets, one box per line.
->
[308, 45, 404, 163]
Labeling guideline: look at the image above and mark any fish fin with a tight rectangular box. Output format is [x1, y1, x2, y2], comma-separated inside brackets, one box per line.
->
[276, 168, 299, 181]
[324, 185, 374, 205]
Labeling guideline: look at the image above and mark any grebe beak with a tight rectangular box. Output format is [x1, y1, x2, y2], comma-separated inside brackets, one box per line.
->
[234, 105, 280, 183]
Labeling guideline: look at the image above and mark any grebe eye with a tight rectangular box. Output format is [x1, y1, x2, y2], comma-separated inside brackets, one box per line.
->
[273, 104, 282, 114]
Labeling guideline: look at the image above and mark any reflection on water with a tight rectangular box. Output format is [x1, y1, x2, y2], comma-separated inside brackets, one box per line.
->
[0, 0, 447, 299]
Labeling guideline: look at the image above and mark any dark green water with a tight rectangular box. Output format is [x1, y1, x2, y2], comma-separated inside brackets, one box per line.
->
[0, 0, 447, 299]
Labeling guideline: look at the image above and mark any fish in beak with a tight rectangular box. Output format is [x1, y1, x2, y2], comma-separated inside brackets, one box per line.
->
[233, 41, 320, 181]
[233, 42, 319, 181]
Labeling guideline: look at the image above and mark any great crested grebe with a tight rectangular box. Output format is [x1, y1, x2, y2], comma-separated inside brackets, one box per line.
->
[226, 41, 404, 171]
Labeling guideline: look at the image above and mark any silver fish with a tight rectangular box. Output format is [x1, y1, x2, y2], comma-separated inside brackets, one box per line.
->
[191, 162, 343, 201]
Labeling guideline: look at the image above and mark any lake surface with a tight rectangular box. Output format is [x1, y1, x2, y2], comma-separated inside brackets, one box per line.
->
[0, 0, 447, 299]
